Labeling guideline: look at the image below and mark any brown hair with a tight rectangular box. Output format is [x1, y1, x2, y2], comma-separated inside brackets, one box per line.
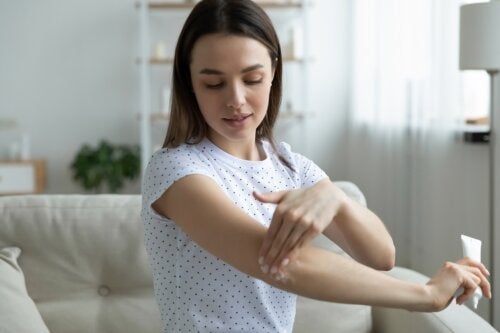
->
[163, 0, 283, 150]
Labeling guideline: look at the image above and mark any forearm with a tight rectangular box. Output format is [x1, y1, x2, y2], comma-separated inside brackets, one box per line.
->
[326, 196, 395, 270]
[274, 245, 430, 311]
[227, 224, 429, 311]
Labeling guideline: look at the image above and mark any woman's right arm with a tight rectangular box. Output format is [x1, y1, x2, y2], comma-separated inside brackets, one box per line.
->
[153, 174, 491, 312]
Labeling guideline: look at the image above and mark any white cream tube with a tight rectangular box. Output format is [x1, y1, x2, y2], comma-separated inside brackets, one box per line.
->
[461, 234, 483, 309]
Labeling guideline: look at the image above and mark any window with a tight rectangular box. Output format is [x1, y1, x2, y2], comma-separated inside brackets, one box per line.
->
[460, 71, 489, 125]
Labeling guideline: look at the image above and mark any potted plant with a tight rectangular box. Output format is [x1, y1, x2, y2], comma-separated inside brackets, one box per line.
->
[70, 140, 140, 193]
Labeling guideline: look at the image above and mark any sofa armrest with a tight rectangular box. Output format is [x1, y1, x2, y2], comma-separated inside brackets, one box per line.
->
[334, 181, 367, 207]
[372, 266, 498, 333]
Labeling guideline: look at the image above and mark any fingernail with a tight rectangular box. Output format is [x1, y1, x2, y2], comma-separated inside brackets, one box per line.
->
[281, 258, 290, 267]
[261, 265, 269, 274]
[258, 257, 264, 265]
[270, 266, 278, 274]
[486, 269, 491, 276]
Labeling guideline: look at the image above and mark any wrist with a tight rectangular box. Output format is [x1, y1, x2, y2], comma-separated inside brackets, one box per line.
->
[406, 283, 436, 312]
[333, 187, 353, 223]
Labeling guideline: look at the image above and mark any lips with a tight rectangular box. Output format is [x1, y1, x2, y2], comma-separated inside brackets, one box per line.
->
[223, 114, 252, 121]
[222, 113, 252, 127]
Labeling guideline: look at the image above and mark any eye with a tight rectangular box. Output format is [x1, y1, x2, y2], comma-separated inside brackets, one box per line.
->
[245, 79, 263, 85]
[205, 82, 224, 89]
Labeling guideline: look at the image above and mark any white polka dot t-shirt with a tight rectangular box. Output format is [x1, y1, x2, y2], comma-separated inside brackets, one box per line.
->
[141, 138, 327, 333]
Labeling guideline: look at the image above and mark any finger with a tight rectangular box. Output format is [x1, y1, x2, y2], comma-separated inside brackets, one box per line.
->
[271, 223, 308, 272]
[258, 216, 283, 268]
[472, 268, 492, 299]
[296, 224, 321, 249]
[253, 190, 287, 204]
[264, 219, 296, 272]
[456, 274, 481, 305]
[272, 223, 323, 279]
[260, 204, 297, 265]
[258, 195, 289, 267]
[457, 257, 491, 276]
[456, 286, 475, 305]
[461, 264, 492, 299]
[271, 227, 318, 276]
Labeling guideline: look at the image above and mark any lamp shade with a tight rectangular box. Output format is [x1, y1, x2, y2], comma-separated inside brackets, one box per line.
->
[460, 1, 500, 70]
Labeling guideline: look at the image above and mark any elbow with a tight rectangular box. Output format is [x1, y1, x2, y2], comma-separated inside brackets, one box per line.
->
[373, 242, 396, 271]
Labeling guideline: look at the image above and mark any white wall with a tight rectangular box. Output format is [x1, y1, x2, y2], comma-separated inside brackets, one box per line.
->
[0, 0, 350, 194]
[0, 0, 140, 193]
[303, 0, 350, 178]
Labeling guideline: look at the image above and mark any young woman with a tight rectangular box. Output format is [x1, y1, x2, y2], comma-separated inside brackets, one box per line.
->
[141, 0, 491, 332]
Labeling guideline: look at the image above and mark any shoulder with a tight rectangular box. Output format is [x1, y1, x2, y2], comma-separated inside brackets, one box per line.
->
[146, 142, 210, 174]
[265, 140, 328, 186]
[270, 141, 310, 170]
[142, 142, 216, 204]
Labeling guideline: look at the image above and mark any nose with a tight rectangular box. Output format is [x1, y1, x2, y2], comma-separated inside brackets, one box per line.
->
[226, 82, 246, 109]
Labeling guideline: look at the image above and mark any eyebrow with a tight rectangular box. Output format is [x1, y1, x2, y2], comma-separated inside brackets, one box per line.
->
[199, 64, 264, 75]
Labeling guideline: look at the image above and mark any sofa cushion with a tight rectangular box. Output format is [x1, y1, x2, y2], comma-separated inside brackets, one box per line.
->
[0, 195, 162, 333]
[0, 246, 50, 333]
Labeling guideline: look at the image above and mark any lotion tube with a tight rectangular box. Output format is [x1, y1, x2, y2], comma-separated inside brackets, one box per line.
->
[461, 234, 483, 309]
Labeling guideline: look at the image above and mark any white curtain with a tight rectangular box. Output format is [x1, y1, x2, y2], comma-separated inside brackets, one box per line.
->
[347, 0, 490, 275]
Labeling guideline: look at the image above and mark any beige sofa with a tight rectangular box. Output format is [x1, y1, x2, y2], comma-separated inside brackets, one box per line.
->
[0, 186, 497, 333]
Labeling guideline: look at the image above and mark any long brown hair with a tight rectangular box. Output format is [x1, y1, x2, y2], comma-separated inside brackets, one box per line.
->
[163, 0, 283, 150]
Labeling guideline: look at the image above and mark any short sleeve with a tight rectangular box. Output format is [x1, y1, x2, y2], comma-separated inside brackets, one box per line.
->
[276, 142, 328, 188]
[141, 146, 215, 220]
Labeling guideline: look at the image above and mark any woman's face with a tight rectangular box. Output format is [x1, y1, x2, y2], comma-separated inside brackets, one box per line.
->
[190, 33, 274, 149]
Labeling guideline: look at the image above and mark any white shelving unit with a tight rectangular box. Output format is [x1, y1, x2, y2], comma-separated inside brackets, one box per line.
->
[136, 0, 311, 172]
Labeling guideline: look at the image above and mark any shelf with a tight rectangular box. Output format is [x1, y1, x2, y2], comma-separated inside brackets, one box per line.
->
[0, 159, 46, 195]
[137, 112, 170, 122]
[462, 123, 490, 143]
[465, 116, 489, 125]
[143, 1, 303, 10]
[149, 58, 174, 65]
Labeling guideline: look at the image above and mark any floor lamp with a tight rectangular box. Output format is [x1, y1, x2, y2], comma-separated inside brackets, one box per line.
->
[460, 1, 500, 329]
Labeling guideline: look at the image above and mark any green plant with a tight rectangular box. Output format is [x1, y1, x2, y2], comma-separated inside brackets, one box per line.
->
[70, 140, 140, 193]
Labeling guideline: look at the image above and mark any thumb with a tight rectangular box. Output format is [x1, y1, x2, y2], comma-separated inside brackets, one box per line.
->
[253, 190, 287, 204]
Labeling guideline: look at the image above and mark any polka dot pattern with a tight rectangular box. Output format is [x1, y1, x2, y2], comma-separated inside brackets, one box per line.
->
[141, 138, 327, 332]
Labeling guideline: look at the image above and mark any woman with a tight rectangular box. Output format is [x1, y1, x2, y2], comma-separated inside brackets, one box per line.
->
[141, 0, 491, 332]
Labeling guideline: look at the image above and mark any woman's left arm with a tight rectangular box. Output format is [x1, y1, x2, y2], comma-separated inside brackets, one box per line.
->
[255, 178, 395, 274]
[322, 185, 396, 270]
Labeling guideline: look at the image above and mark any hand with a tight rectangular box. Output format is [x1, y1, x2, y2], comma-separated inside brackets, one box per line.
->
[253, 180, 347, 278]
[423, 258, 491, 312]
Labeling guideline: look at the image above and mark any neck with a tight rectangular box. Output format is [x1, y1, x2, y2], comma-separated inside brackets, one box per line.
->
[207, 135, 265, 161]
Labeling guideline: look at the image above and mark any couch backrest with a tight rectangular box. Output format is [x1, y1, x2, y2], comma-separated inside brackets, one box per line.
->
[0, 194, 162, 333]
